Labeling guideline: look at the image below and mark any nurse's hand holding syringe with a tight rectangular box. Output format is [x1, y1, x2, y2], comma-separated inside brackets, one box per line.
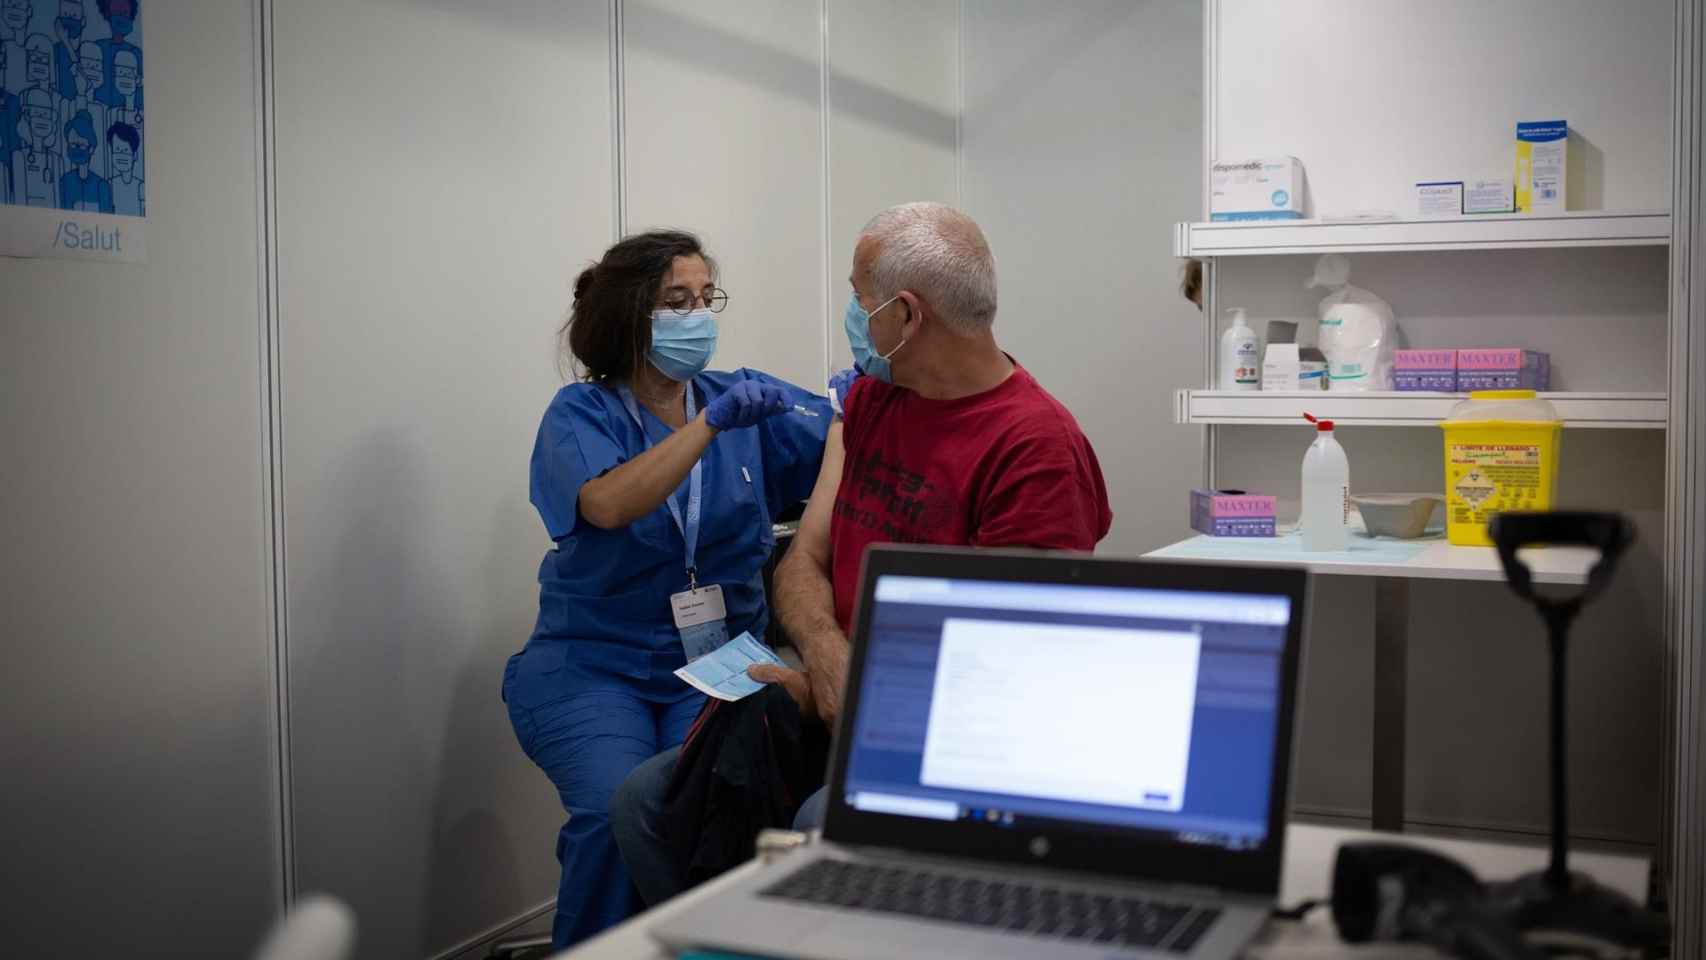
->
[579, 381, 788, 530]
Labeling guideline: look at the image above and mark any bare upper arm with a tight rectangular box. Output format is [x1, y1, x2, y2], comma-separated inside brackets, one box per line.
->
[576, 470, 625, 530]
[785, 421, 843, 573]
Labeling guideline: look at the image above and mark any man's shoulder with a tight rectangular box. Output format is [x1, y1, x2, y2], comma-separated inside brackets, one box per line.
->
[847, 367, 1084, 439]
[839, 375, 892, 434]
[986, 366, 1089, 440]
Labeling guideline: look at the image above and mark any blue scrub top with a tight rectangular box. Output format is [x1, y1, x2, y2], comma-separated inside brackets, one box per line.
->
[520, 368, 831, 701]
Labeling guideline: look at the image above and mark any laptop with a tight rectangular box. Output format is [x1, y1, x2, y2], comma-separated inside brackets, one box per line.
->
[653, 545, 1308, 960]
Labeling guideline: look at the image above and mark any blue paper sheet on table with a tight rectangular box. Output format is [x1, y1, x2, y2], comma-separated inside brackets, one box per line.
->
[675, 631, 785, 701]
[1151, 528, 1437, 566]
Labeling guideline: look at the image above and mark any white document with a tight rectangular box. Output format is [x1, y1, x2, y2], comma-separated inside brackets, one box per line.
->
[920, 619, 1202, 812]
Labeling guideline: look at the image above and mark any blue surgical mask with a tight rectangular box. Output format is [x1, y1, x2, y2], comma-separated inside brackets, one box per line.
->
[843, 292, 905, 383]
[110, 14, 134, 35]
[60, 16, 84, 40]
[67, 142, 91, 165]
[647, 308, 718, 381]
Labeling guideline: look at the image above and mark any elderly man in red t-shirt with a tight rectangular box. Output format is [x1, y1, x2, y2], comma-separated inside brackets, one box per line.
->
[610, 202, 1112, 904]
[751, 201, 1112, 728]
[747, 202, 1112, 832]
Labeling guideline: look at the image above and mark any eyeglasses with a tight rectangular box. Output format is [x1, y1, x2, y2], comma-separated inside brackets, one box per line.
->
[659, 287, 729, 315]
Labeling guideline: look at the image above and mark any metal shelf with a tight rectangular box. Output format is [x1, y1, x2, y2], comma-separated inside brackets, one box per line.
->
[1174, 211, 1671, 258]
[1174, 390, 1667, 429]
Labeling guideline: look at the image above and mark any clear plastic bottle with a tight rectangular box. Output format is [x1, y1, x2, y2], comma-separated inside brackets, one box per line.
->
[1301, 414, 1350, 551]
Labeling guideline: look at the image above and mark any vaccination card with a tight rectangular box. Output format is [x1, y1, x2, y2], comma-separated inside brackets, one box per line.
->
[674, 631, 785, 701]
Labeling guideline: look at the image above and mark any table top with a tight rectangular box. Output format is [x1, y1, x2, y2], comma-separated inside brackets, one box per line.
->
[557, 823, 1649, 960]
[1145, 528, 1598, 585]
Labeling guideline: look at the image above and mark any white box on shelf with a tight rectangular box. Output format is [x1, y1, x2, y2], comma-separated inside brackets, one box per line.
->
[1262, 343, 1302, 391]
[1415, 181, 1464, 217]
[1465, 178, 1515, 215]
[1211, 156, 1305, 221]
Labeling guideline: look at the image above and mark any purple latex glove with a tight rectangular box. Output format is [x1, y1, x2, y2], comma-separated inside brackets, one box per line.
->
[705, 380, 789, 431]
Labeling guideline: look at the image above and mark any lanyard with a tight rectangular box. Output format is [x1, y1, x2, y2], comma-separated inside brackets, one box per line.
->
[617, 383, 704, 587]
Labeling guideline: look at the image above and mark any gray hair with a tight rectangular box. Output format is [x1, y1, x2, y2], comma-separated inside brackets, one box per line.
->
[859, 202, 997, 335]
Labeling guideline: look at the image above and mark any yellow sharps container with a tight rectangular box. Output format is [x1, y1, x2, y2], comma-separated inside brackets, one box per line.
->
[1439, 390, 1563, 547]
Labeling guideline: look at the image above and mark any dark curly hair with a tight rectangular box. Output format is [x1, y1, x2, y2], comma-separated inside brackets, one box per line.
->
[561, 230, 716, 382]
[1181, 258, 1203, 309]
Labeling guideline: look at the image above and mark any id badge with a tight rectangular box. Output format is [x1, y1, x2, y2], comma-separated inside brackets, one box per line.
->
[671, 584, 729, 661]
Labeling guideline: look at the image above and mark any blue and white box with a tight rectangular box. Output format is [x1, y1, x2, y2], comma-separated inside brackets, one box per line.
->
[1516, 121, 1568, 214]
[1211, 156, 1306, 221]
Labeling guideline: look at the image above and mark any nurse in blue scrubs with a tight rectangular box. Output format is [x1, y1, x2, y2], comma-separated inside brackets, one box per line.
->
[504, 230, 832, 948]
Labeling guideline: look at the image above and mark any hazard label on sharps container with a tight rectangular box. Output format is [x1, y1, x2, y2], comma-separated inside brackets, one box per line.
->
[1454, 469, 1497, 508]
[1448, 442, 1546, 526]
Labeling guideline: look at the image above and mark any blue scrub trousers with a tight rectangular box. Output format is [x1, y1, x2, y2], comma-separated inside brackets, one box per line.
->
[505, 656, 702, 948]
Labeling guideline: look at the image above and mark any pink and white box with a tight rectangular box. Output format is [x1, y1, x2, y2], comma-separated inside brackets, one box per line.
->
[1394, 349, 1458, 392]
[1191, 489, 1277, 538]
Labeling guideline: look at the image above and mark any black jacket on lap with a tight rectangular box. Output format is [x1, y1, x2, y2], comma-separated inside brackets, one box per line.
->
[662, 684, 831, 888]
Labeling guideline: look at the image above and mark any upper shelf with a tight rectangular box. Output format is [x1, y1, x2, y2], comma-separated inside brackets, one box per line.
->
[1174, 211, 1671, 258]
[1176, 390, 1668, 429]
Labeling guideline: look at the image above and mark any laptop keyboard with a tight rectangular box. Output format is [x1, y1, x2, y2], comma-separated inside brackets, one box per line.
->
[760, 858, 1221, 953]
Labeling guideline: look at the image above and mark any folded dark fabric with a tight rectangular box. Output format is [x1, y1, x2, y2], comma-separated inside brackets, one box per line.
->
[662, 685, 831, 888]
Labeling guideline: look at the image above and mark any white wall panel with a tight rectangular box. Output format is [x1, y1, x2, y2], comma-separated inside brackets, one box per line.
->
[271, 3, 612, 955]
[624, 1, 824, 390]
[0, 1, 281, 952]
[825, 0, 959, 374]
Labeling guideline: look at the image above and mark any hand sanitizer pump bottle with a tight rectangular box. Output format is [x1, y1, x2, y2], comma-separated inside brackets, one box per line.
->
[1219, 308, 1261, 391]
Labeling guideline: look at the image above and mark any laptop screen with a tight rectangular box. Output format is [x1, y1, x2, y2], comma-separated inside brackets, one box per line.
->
[841, 574, 1293, 851]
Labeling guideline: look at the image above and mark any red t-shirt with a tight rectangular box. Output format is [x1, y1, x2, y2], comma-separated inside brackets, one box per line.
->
[829, 362, 1113, 632]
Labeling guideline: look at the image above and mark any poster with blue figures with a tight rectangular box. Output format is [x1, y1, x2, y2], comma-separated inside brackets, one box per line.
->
[0, 0, 145, 262]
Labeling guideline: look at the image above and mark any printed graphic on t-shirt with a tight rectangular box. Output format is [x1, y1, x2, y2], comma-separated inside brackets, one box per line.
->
[835, 449, 957, 543]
